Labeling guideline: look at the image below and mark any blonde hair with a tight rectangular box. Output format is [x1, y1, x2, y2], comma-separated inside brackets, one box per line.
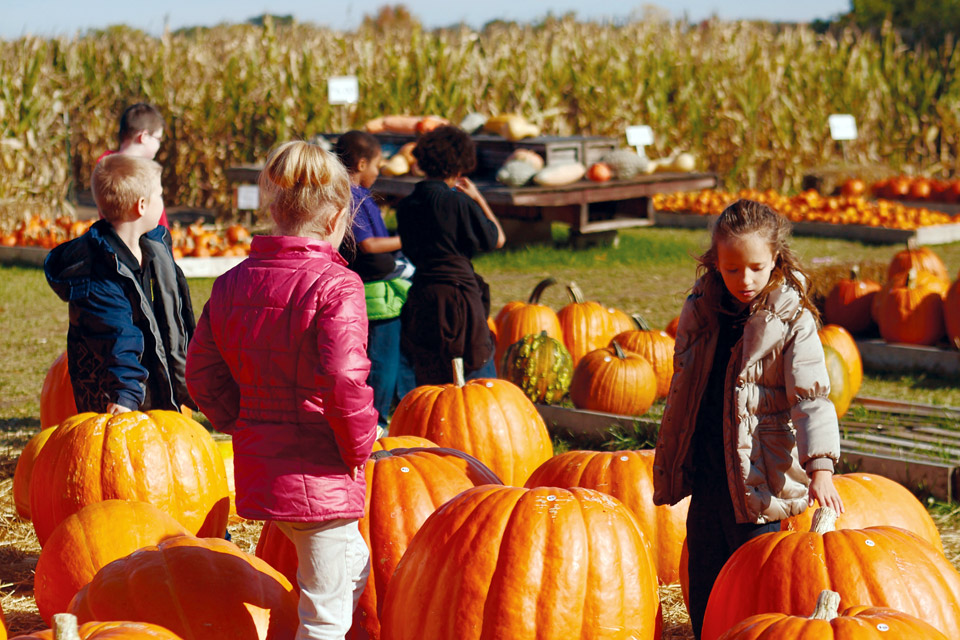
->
[91, 154, 162, 223]
[258, 140, 352, 238]
[697, 199, 819, 320]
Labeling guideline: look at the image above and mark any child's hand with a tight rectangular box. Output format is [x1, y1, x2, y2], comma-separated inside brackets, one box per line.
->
[454, 177, 482, 201]
[809, 469, 845, 514]
[106, 402, 133, 415]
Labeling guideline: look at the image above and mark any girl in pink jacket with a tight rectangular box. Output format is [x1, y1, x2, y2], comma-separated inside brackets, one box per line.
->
[186, 140, 378, 640]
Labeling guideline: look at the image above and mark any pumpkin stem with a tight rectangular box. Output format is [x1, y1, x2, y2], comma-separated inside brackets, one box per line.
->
[811, 506, 838, 534]
[849, 264, 860, 280]
[809, 590, 841, 621]
[370, 450, 394, 461]
[452, 358, 466, 387]
[529, 277, 558, 304]
[52, 613, 81, 640]
[631, 313, 651, 331]
[565, 281, 586, 304]
[611, 340, 627, 360]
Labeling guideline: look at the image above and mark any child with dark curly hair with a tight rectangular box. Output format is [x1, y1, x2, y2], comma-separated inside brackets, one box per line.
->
[396, 125, 506, 384]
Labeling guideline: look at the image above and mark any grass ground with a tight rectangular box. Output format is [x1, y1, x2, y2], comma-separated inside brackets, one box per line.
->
[1, 226, 960, 636]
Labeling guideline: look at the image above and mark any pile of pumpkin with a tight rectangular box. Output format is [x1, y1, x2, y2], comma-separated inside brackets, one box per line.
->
[867, 175, 960, 203]
[823, 242, 960, 351]
[8, 328, 959, 639]
[0, 215, 93, 249]
[653, 187, 960, 229]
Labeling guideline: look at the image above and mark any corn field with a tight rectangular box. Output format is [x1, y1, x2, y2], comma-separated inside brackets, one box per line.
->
[1, 16, 960, 226]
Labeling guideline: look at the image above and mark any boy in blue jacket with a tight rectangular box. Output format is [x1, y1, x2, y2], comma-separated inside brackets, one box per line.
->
[45, 154, 196, 414]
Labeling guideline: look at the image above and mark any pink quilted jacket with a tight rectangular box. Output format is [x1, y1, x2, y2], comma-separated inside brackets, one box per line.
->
[186, 235, 378, 522]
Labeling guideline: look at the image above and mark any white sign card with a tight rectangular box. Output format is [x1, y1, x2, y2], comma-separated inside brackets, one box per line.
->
[236, 185, 260, 210]
[828, 114, 858, 141]
[328, 76, 359, 105]
[625, 125, 654, 147]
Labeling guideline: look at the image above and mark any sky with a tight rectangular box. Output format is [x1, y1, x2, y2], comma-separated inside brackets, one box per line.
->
[2, 1, 851, 39]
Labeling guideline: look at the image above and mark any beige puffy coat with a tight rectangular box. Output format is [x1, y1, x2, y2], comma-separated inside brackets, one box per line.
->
[652, 276, 840, 524]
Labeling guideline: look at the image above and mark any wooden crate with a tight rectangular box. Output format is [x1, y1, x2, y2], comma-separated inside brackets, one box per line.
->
[536, 396, 960, 502]
[856, 339, 960, 377]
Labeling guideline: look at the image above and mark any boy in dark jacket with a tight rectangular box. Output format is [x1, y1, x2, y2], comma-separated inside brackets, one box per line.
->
[45, 154, 196, 414]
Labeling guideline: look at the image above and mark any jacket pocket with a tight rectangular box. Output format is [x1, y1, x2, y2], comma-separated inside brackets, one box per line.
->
[755, 423, 797, 496]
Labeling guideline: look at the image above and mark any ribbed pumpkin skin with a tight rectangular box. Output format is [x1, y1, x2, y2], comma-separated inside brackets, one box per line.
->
[946, 276, 960, 350]
[818, 324, 863, 399]
[30, 411, 230, 546]
[495, 305, 563, 375]
[35, 500, 190, 623]
[500, 332, 573, 404]
[372, 435, 437, 451]
[822, 345, 853, 418]
[873, 270, 948, 345]
[716, 605, 949, 640]
[389, 379, 553, 486]
[40, 351, 78, 428]
[12, 424, 61, 520]
[780, 473, 942, 551]
[15, 620, 187, 639]
[557, 299, 614, 366]
[606, 307, 637, 335]
[665, 316, 680, 339]
[569, 346, 657, 416]
[256, 446, 501, 640]
[69, 536, 299, 640]
[823, 274, 881, 335]
[700, 525, 960, 640]
[214, 439, 239, 521]
[887, 245, 949, 282]
[525, 449, 689, 584]
[379, 486, 661, 640]
[612, 330, 676, 398]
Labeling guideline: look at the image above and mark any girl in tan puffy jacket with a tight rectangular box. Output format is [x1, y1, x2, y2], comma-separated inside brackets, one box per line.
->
[652, 199, 844, 639]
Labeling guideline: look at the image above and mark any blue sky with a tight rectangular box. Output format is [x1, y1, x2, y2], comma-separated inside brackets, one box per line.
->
[3, 1, 850, 39]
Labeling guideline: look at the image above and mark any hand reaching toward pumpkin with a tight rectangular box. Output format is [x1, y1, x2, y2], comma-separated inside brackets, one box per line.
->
[809, 469, 845, 514]
[106, 402, 133, 415]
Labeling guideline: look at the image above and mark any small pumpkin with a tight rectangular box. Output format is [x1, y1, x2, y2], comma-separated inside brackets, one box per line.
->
[818, 324, 862, 401]
[214, 438, 240, 522]
[40, 351, 78, 429]
[15, 615, 186, 640]
[378, 486, 662, 640]
[664, 315, 680, 339]
[499, 331, 573, 404]
[34, 500, 190, 624]
[556, 281, 615, 366]
[873, 268, 948, 346]
[716, 589, 949, 640]
[389, 358, 553, 486]
[822, 344, 853, 418]
[569, 342, 657, 416]
[822, 266, 882, 335]
[495, 278, 563, 375]
[610, 328, 675, 399]
[887, 241, 949, 282]
[13, 424, 63, 520]
[69, 535, 299, 640]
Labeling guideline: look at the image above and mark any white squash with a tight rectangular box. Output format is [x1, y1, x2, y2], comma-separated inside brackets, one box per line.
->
[533, 162, 586, 187]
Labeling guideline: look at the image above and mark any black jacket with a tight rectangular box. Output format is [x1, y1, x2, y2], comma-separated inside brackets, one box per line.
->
[44, 220, 197, 412]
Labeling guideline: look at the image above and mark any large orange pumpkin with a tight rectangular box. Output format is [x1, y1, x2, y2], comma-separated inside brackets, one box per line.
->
[818, 324, 862, 400]
[30, 411, 230, 546]
[388, 359, 553, 486]
[872, 268, 948, 345]
[16, 616, 186, 640]
[40, 351, 78, 428]
[781, 472, 942, 551]
[257, 445, 501, 639]
[525, 449, 689, 584]
[556, 281, 615, 366]
[887, 242, 949, 282]
[13, 423, 66, 520]
[379, 485, 661, 640]
[716, 589, 949, 640]
[69, 535, 299, 640]
[34, 500, 190, 623]
[946, 274, 960, 350]
[569, 342, 657, 416]
[611, 329, 675, 398]
[494, 278, 563, 374]
[822, 266, 881, 335]
[606, 307, 639, 335]
[700, 507, 960, 640]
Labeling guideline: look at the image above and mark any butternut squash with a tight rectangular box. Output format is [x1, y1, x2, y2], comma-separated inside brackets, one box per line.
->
[533, 162, 586, 187]
[484, 114, 541, 141]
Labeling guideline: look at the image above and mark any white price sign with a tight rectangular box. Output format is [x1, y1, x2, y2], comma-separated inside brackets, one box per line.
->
[327, 76, 359, 105]
[828, 114, 858, 141]
[236, 185, 260, 210]
[625, 125, 654, 147]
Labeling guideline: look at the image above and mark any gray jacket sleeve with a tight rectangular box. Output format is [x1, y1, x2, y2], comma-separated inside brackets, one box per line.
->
[783, 310, 840, 473]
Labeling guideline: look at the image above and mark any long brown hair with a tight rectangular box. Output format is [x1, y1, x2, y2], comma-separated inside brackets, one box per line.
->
[696, 199, 819, 321]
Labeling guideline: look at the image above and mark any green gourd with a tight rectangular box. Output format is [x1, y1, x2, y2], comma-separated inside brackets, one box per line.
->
[499, 331, 573, 405]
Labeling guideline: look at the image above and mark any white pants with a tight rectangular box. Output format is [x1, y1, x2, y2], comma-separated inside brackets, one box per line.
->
[275, 518, 370, 640]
